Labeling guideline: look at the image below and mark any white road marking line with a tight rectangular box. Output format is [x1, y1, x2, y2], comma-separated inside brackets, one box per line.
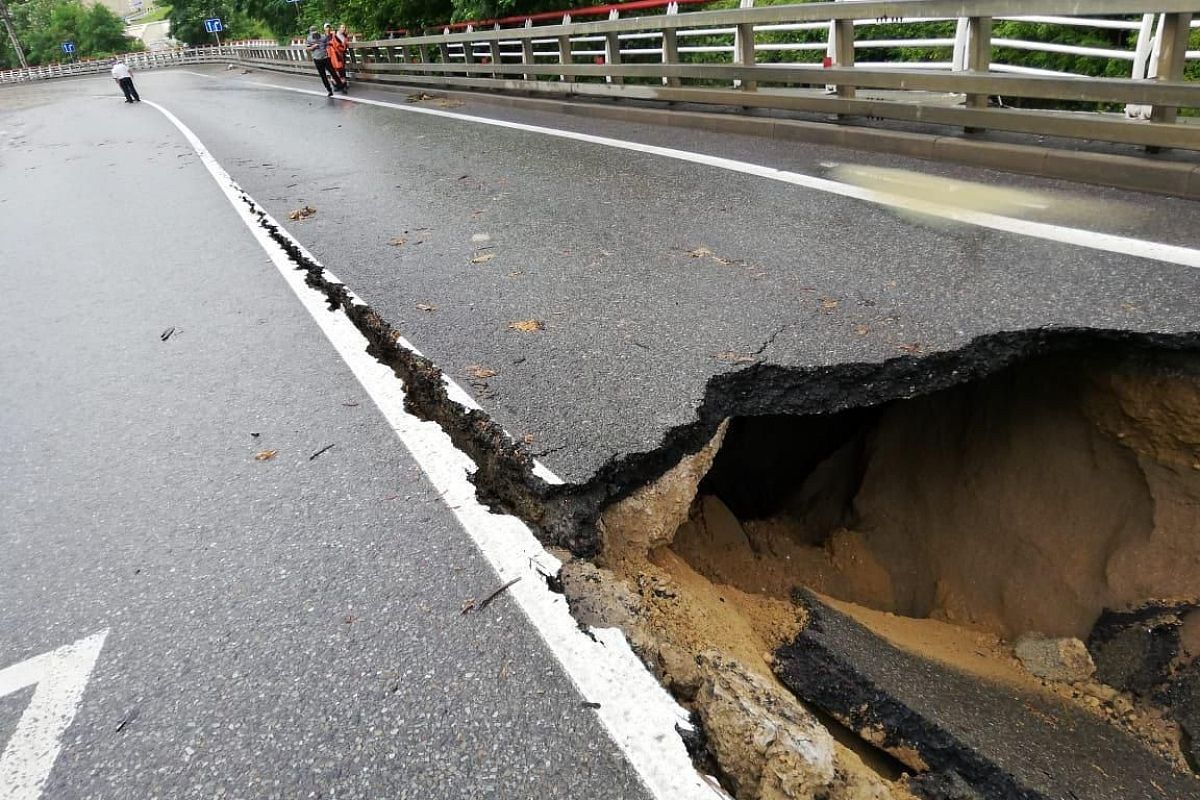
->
[142, 99, 724, 800]
[0, 631, 109, 800]
[183, 69, 1200, 270]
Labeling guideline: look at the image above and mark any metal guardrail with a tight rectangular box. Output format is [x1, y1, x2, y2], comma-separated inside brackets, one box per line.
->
[0, 43, 271, 84]
[238, 0, 1200, 151]
[3, 2, 1197, 152]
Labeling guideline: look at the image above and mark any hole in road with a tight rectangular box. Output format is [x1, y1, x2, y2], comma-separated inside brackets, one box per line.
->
[681, 348, 1200, 642]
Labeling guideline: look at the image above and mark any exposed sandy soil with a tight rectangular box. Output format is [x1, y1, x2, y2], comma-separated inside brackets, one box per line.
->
[582, 350, 1200, 794]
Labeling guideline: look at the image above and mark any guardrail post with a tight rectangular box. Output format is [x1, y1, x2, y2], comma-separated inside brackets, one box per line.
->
[965, 15, 992, 133]
[733, 0, 755, 91]
[661, 1, 680, 88]
[489, 24, 502, 79]
[462, 23, 476, 76]
[417, 41, 430, 76]
[605, 9, 622, 85]
[558, 14, 573, 83]
[951, 17, 968, 71]
[1150, 12, 1192, 126]
[521, 19, 535, 81]
[438, 27, 452, 75]
[833, 17, 854, 99]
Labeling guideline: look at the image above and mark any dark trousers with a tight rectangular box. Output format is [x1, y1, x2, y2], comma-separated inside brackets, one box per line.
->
[118, 77, 139, 102]
[314, 58, 343, 94]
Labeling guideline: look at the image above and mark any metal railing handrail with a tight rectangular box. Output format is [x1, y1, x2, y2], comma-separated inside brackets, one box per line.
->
[365, 1, 1200, 47]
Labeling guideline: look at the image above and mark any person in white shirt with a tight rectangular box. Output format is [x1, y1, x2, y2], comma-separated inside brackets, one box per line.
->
[111, 59, 140, 103]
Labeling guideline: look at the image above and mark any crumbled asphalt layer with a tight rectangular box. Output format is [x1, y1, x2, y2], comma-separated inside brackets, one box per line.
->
[1088, 600, 1200, 773]
[776, 591, 1200, 800]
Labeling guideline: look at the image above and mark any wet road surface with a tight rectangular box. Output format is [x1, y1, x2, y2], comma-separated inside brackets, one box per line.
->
[3, 66, 1200, 798]
[0, 81, 654, 799]
[71, 66, 1200, 486]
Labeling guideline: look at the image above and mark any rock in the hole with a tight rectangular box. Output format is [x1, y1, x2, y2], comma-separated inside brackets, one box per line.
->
[693, 651, 894, 800]
[1014, 633, 1095, 683]
[559, 560, 641, 628]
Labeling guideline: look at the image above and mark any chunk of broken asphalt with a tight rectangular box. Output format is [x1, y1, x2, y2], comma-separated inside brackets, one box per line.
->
[1088, 600, 1200, 772]
[774, 590, 1199, 799]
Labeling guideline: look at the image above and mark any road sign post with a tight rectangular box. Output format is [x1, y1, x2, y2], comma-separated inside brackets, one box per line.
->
[61, 40, 75, 62]
[285, 0, 300, 19]
[204, 17, 223, 48]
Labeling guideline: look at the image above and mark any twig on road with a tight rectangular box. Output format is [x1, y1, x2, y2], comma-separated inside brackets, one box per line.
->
[462, 576, 522, 615]
[308, 443, 336, 461]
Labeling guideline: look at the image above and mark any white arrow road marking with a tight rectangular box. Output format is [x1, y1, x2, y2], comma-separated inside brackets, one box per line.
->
[0, 631, 109, 800]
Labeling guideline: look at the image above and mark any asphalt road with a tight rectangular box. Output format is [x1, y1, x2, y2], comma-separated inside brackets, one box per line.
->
[61, 66, 1200, 486]
[3, 67, 1200, 798]
[0, 83, 652, 799]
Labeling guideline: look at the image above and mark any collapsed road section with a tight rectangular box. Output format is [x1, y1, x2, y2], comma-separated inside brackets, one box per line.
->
[268, 196, 1200, 797]
[232, 140, 1200, 798]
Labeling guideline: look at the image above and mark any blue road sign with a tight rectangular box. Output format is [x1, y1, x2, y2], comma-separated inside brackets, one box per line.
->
[204, 18, 223, 33]
[61, 41, 75, 54]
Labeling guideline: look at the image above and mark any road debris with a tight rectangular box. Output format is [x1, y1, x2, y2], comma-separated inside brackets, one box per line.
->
[288, 206, 316, 220]
[389, 237, 407, 246]
[415, 303, 437, 312]
[470, 251, 495, 264]
[114, 707, 139, 733]
[308, 444, 336, 461]
[462, 577, 522, 616]
[509, 319, 545, 333]
[160, 326, 176, 341]
[254, 449, 278, 461]
[466, 365, 498, 379]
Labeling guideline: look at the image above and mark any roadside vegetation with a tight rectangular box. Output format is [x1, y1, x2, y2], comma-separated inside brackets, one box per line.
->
[1, 0, 141, 67]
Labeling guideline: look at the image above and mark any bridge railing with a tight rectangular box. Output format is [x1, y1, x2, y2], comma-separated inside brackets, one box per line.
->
[234, 0, 1200, 151]
[0, 43, 270, 84]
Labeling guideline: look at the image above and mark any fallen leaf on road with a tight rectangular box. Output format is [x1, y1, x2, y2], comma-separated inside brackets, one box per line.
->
[819, 297, 839, 312]
[341, 401, 359, 407]
[467, 365, 498, 379]
[509, 319, 545, 332]
[160, 326, 176, 342]
[470, 252, 495, 264]
[896, 342, 923, 354]
[521, 433, 535, 444]
[288, 206, 316, 221]
[506, 271, 523, 278]
[854, 324, 870, 336]
[389, 237, 407, 246]
[581, 701, 602, 709]
[254, 449, 278, 461]
[415, 303, 437, 312]
[460, 597, 477, 614]
[714, 351, 757, 364]
[688, 246, 715, 258]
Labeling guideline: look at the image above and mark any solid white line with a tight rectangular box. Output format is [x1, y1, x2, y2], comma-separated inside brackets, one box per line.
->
[142, 98, 723, 800]
[0, 630, 109, 800]
[184, 70, 1200, 270]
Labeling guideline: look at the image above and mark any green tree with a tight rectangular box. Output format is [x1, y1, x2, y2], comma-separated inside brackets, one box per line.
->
[2, 0, 141, 66]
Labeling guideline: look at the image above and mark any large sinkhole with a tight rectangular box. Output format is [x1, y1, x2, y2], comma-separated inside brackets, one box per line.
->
[673, 348, 1200, 641]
